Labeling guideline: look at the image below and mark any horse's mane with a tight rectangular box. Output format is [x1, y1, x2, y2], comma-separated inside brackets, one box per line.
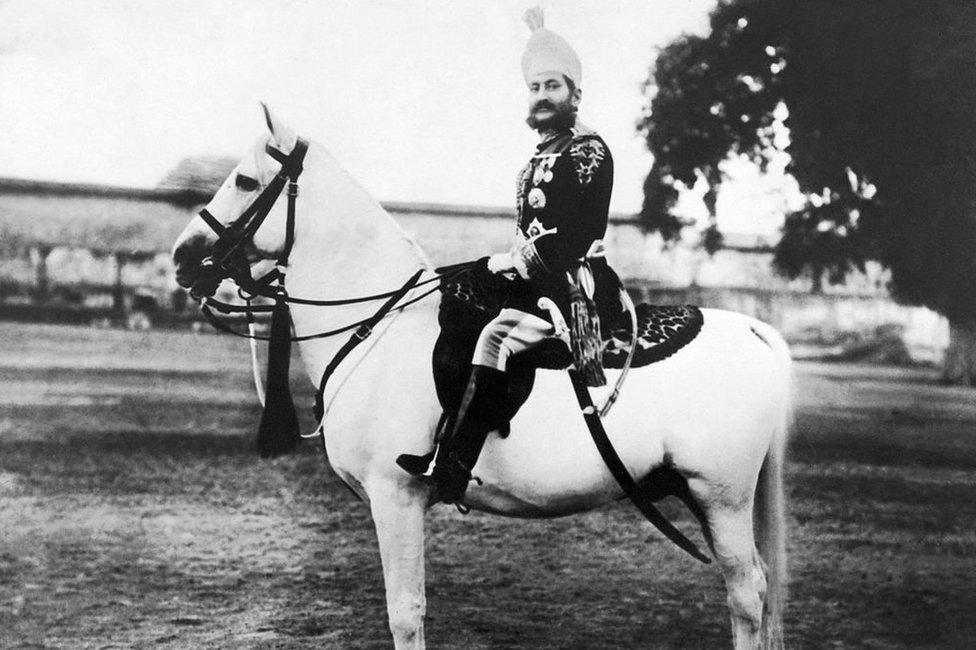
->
[304, 139, 432, 270]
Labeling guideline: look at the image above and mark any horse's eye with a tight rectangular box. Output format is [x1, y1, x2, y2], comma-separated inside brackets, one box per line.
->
[235, 174, 259, 191]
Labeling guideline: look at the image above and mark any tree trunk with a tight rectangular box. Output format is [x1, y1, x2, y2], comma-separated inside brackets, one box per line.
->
[32, 245, 52, 302]
[942, 318, 976, 385]
[810, 266, 824, 294]
[113, 252, 128, 314]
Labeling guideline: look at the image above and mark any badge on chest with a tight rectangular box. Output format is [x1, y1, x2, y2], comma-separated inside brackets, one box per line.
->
[526, 152, 560, 212]
[527, 187, 546, 209]
[523, 217, 558, 239]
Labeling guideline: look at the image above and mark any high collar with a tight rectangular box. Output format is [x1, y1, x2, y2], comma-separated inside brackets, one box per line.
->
[534, 120, 596, 151]
[536, 127, 568, 148]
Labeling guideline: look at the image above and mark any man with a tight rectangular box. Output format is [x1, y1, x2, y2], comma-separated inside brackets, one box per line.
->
[397, 8, 618, 504]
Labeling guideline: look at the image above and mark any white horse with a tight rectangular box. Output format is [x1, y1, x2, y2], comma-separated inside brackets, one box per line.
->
[172, 107, 791, 650]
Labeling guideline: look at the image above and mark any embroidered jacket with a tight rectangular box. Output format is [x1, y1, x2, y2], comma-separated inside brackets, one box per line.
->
[505, 122, 619, 323]
[512, 122, 613, 279]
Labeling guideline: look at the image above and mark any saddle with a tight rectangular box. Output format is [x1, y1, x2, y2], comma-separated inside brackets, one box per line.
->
[433, 263, 704, 433]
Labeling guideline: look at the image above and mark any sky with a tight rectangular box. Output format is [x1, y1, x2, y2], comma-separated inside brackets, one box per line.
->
[0, 0, 791, 232]
[0, 1, 716, 209]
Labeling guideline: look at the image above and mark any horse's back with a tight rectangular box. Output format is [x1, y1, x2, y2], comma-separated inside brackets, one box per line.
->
[465, 307, 791, 517]
[641, 307, 791, 483]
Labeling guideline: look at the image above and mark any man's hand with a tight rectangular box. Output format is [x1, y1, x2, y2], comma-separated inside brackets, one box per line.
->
[487, 252, 516, 275]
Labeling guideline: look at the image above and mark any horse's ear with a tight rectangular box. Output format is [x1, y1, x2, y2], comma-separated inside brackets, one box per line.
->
[261, 101, 275, 134]
[260, 102, 297, 151]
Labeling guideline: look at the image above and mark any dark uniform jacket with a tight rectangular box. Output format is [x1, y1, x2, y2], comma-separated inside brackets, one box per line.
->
[506, 122, 621, 325]
[431, 122, 622, 407]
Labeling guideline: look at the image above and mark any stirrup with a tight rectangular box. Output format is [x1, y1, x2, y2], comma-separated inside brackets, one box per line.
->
[417, 457, 478, 505]
[451, 474, 484, 515]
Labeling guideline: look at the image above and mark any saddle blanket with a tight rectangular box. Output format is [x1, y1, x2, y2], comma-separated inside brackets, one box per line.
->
[602, 303, 704, 369]
[433, 264, 704, 422]
[438, 264, 703, 371]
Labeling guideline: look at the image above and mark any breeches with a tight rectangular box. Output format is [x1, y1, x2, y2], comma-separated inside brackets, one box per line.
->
[472, 308, 562, 371]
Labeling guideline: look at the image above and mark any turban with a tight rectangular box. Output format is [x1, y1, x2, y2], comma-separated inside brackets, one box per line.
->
[521, 7, 581, 88]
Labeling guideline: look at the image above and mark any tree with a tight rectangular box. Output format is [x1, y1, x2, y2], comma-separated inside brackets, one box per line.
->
[638, 0, 976, 383]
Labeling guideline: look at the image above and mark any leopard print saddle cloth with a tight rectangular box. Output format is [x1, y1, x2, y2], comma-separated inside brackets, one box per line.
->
[602, 303, 704, 368]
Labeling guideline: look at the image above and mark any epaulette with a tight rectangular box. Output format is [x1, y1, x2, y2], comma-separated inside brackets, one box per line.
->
[568, 124, 606, 186]
[570, 122, 599, 139]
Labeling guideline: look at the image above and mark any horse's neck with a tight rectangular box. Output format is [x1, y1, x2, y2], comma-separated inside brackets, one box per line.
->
[287, 224, 425, 312]
[282, 144, 432, 386]
[288, 146, 427, 308]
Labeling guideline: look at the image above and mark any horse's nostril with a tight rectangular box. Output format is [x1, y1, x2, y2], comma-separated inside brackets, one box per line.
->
[173, 234, 210, 267]
[173, 237, 210, 289]
[174, 266, 195, 288]
[173, 243, 195, 267]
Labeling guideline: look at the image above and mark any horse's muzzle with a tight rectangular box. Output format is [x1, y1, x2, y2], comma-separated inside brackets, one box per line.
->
[173, 236, 209, 288]
[174, 253, 221, 297]
[187, 258, 223, 298]
[174, 264, 195, 289]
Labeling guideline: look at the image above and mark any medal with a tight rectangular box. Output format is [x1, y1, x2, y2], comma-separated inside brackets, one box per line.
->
[533, 165, 546, 185]
[528, 187, 546, 209]
[532, 154, 557, 185]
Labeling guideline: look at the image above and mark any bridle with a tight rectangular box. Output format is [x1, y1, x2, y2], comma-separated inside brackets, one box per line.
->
[186, 134, 474, 429]
[191, 138, 310, 298]
[190, 135, 466, 318]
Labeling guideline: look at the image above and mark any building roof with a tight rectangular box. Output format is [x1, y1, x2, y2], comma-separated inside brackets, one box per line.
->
[0, 176, 209, 206]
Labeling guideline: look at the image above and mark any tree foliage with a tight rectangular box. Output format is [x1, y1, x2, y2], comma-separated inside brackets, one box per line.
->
[639, 0, 976, 320]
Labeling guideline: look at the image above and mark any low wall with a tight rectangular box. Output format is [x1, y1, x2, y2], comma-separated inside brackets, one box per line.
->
[629, 284, 948, 364]
[0, 202, 950, 363]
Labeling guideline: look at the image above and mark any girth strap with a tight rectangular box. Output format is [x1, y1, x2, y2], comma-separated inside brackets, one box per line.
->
[567, 370, 712, 564]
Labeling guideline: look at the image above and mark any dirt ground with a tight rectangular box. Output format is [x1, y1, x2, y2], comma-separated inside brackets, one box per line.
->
[1, 321, 974, 649]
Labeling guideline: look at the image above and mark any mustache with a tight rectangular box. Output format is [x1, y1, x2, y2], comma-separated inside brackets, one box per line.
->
[531, 100, 557, 112]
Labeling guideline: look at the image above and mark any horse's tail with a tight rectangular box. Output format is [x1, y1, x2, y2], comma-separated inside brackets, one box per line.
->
[750, 320, 791, 650]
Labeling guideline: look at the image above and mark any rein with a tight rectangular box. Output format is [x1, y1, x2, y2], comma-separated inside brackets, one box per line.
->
[199, 271, 450, 342]
[198, 267, 454, 336]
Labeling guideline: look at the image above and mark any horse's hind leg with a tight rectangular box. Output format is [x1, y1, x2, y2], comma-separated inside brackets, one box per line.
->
[368, 480, 428, 650]
[705, 503, 769, 650]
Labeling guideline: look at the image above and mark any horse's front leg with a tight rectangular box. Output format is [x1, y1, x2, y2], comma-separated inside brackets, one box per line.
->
[367, 477, 429, 649]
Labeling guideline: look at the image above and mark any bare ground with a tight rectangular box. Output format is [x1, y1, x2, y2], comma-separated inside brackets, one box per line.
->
[0, 322, 974, 649]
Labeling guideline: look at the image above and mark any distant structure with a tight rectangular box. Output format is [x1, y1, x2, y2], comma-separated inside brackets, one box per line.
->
[157, 156, 238, 195]
[0, 177, 948, 362]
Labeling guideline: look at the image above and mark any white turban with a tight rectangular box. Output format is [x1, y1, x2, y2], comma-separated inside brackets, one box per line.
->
[521, 7, 582, 87]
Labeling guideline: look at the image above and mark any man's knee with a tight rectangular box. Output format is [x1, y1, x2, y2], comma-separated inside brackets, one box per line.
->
[473, 323, 513, 370]
[473, 309, 554, 370]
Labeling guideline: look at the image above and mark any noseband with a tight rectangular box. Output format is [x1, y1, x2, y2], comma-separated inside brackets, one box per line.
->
[192, 138, 310, 297]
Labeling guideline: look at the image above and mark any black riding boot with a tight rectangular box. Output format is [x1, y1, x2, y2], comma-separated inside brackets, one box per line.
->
[396, 365, 507, 504]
